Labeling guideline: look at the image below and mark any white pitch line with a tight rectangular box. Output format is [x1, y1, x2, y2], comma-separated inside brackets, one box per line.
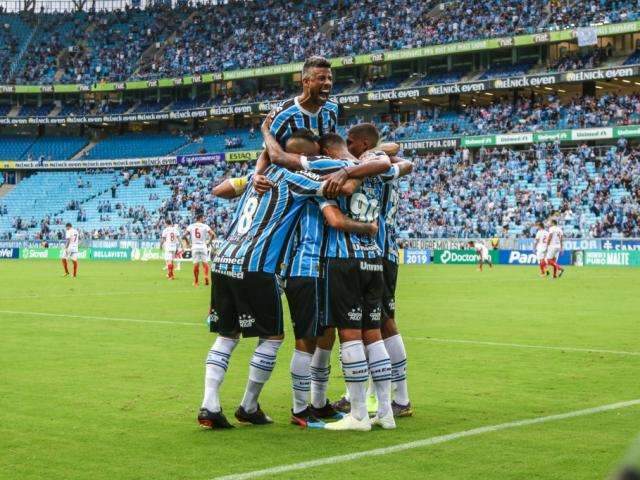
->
[0, 310, 201, 327]
[407, 336, 640, 357]
[2, 309, 638, 358]
[0, 288, 197, 300]
[212, 399, 640, 480]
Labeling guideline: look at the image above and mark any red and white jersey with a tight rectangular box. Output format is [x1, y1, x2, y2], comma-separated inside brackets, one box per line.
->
[187, 222, 213, 249]
[65, 228, 80, 251]
[534, 229, 549, 252]
[548, 225, 563, 248]
[473, 241, 488, 256]
[161, 226, 181, 251]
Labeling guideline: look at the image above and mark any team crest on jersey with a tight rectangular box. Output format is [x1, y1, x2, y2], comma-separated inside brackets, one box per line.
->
[238, 313, 256, 328]
[348, 306, 363, 322]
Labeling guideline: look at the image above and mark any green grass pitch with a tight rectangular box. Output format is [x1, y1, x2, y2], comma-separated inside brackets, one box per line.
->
[1, 260, 639, 480]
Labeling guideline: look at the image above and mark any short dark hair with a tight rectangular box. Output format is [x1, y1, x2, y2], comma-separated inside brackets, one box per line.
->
[290, 128, 319, 143]
[551, 219, 558, 225]
[65, 223, 72, 228]
[319, 133, 346, 151]
[165, 218, 172, 225]
[348, 123, 380, 147]
[302, 56, 331, 78]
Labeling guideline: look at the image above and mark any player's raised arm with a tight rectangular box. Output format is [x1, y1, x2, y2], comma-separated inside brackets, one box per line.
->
[379, 142, 400, 156]
[261, 114, 306, 170]
[390, 156, 413, 177]
[320, 202, 378, 235]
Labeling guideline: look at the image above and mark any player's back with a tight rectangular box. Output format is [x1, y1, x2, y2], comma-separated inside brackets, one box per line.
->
[213, 164, 324, 274]
[188, 222, 212, 247]
[549, 225, 563, 245]
[162, 226, 180, 248]
[377, 173, 401, 263]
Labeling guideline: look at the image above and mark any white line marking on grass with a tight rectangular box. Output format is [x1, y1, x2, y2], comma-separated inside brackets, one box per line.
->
[212, 399, 640, 480]
[2, 310, 639, 358]
[407, 336, 640, 357]
[0, 310, 201, 327]
[0, 289, 196, 300]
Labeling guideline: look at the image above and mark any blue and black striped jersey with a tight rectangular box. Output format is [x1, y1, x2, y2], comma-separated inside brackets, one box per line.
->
[286, 156, 352, 278]
[377, 165, 401, 263]
[270, 97, 339, 147]
[212, 164, 325, 275]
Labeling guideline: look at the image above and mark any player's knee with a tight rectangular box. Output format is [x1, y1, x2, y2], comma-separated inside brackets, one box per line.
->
[381, 318, 399, 338]
[362, 328, 382, 345]
[316, 327, 335, 350]
[338, 328, 361, 343]
[295, 337, 316, 353]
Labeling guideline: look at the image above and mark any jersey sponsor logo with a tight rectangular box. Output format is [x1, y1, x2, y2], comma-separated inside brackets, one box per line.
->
[347, 306, 363, 323]
[211, 266, 245, 279]
[211, 255, 244, 265]
[387, 298, 395, 312]
[359, 261, 383, 272]
[238, 313, 256, 328]
[369, 306, 382, 322]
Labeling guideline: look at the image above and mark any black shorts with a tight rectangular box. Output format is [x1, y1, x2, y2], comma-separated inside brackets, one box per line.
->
[284, 276, 325, 339]
[209, 271, 283, 338]
[324, 258, 383, 330]
[381, 258, 398, 321]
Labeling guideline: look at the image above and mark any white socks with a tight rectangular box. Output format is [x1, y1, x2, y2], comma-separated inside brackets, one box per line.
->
[310, 347, 332, 409]
[384, 334, 409, 405]
[340, 340, 368, 421]
[290, 349, 312, 414]
[201, 336, 239, 412]
[366, 340, 392, 417]
[240, 338, 283, 413]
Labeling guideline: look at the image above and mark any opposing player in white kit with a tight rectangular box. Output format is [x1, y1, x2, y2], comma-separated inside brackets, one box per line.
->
[533, 221, 550, 277]
[545, 219, 565, 279]
[160, 219, 181, 280]
[62, 222, 80, 278]
[468, 240, 493, 271]
[185, 213, 215, 287]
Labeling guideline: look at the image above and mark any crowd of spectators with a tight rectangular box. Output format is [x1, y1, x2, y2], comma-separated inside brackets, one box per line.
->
[2, 0, 640, 84]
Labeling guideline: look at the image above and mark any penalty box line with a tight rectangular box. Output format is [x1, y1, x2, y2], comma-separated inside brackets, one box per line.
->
[212, 399, 640, 480]
[1, 310, 639, 358]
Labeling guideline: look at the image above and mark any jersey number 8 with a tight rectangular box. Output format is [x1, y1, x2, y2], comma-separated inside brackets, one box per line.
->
[237, 197, 259, 235]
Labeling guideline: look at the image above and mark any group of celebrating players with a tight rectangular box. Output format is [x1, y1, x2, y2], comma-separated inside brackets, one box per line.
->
[196, 56, 414, 431]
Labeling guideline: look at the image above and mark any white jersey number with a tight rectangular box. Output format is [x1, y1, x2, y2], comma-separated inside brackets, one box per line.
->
[350, 192, 380, 223]
[237, 197, 259, 235]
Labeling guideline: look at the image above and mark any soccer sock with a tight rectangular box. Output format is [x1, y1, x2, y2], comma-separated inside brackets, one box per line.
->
[310, 347, 331, 409]
[167, 263, 174, 277]
[548, 259, 559, 277]
[202, 336, 238, 413]
[384, 334, 409, 405]
[193, 264, 199, 283]
[340, 340, 368, 421]
[539, 260, 546, 275]
[62, 259, 69, 274]
[72, 260, 78, 277]
[240, 339, 283, 413]
[366, 340, 392, 418]
[290, 349, 312, 414]
[203, 263, 210, 283]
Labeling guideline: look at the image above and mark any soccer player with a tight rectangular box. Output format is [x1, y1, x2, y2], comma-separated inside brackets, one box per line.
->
[160, 219, 181, 280]
[262, 124, 395, 428]
[62, 223, 80, 278]
[269, 56, 338, 146]
[185, 214, 214, 287]
[545, 219, 565, 278]
[469, 240, 493, 271]
[534, 221, 550, 277]
[197, 140, 360, 430]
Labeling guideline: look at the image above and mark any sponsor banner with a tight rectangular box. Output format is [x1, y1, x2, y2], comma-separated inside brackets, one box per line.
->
[226, 150, 261, 162]
[403, 249, 432, 264]
[499, 250, 572, 265]
[495, 133, 533, 145]
[433, 249, 499, 265]
[493, 73, 558, 89]
[176, 153, 225, 165]
[571, 127, 613, 141]
[132, 247, 163, 261]
[461, 135, 496, 147]
[426, 81, 489, 96]
[3, 157, 175, 170]
[399, 138, 459, 150]
[582, 250, 640, 267]
[613, 125, 640, 138]
[533, 129, 572, 142]
[20, 247, 89, 259]
[366, 88, 421, 102]
[90, 248, 131, 260]
[601, 239, 640, 251]
[515, 238, 601, 251]
[0, 247, 20, 259]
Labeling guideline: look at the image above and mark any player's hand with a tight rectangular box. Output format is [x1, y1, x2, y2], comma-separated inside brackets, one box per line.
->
[253, 174, 274, 195]
[322, 168, 349, 198]
[261, 110, 276, 133]
[367, 221, 378, 236]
